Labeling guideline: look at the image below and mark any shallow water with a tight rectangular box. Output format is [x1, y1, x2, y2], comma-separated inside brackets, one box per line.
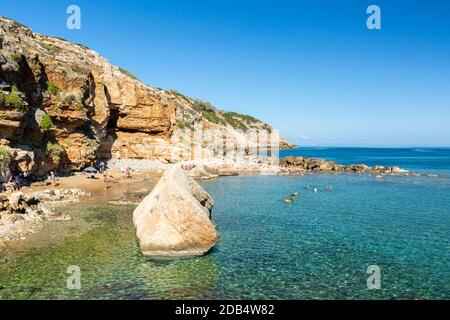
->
[0, 149, 449, 300]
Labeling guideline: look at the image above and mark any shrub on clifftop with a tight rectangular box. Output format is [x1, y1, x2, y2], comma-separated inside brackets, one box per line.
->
[118, 67, 138, 80]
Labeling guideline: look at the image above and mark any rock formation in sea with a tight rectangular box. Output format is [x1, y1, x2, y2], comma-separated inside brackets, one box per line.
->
[0, 17, 293, 180]
[133, 164, 220, 257]
[280, 156, 409, 175]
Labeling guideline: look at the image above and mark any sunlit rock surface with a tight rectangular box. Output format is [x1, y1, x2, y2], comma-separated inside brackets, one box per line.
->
[133, 165, 220, 258]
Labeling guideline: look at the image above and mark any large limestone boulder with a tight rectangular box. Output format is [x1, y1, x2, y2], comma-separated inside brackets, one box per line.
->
[133, 165, 220, 258]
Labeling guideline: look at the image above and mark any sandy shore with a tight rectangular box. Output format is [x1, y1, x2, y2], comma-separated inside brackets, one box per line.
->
[0, 167, 164, 249]
[16, 167, 162, 196]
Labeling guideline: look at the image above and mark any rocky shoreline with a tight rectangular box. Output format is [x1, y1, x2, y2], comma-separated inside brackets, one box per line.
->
[181, 157, 435, 180]
[0, 188, 89, 244]
[279, 156, 423, 177]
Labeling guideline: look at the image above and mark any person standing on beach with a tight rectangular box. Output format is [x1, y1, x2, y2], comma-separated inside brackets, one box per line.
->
[23, 170, 29, 185]
[125, 167, 131, 179]
[13, 174, 20, 190]
[103, 170, 109, 182]
[99, 161, 105, 173]
[50, 171, 56, 186]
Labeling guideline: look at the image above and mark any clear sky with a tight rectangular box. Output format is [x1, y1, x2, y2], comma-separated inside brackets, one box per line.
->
[1, 0, 449, 147]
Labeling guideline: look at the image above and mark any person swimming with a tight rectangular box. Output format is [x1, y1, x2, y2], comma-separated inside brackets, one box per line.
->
[284, 192, 300, 203]
[284, 196, 294, 203]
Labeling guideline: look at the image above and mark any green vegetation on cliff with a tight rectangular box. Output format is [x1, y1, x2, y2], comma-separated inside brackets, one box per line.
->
[11, 52, 22, 62]
[47, 81, 61, 95]
[222, 112, 251, 131]
[118, 67, 139, 80]
[0, 85, 27, 111]
[39, 114, 53, 132]
[192, 100, 226, 125]
[0, 146, 11, 171]
[46, 141, 65, 162]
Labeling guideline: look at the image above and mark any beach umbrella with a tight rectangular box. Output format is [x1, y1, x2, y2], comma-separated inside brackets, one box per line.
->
[83, 166, 98, 173]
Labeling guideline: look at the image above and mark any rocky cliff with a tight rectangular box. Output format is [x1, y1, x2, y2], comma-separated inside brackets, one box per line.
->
[0, 17, 293, 178]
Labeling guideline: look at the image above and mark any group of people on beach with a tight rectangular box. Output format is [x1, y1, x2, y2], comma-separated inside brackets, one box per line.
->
[0, 159, 136, 193]
[98, 161, 133, 185]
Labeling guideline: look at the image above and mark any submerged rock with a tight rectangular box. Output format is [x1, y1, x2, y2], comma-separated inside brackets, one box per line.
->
[133, 165, 220, 258]
[188, 165, 219, 180]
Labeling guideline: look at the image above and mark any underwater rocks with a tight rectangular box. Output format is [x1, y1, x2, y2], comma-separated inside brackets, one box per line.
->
[133, 164, 220, 258]
[0, 188, 89, 242]
[280, 156, 410, 175]
[0, 192, 57, 241]
[31, 188, 90, 202]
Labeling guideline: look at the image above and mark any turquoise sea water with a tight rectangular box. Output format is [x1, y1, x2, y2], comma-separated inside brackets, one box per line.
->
[0, 148, 449, 299]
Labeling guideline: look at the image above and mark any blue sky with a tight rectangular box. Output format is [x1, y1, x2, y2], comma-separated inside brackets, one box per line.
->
[1, 0, 449, 146]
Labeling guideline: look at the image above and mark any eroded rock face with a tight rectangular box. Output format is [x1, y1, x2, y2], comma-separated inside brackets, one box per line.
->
[0, 17, 293, 178]
[0, 107, 26, 141]
[0, 17, 176, 174]
[133, 165, 220, 257]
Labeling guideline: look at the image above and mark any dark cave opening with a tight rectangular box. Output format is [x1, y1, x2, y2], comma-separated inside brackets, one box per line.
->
[107, 108, 120, 129]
